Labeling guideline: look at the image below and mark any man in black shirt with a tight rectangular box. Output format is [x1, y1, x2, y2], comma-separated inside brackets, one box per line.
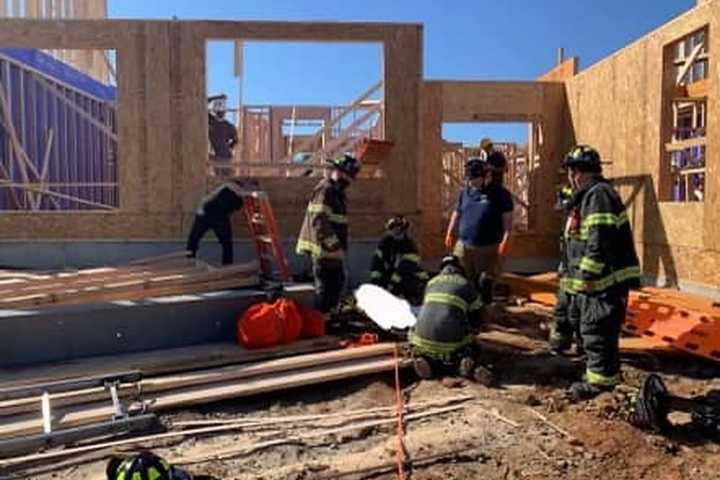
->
[186, 181, 246, 265]
[208, 95, 238, 178]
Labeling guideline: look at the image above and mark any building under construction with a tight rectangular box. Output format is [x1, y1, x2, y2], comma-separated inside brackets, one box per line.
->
[0, 0, 719, 478]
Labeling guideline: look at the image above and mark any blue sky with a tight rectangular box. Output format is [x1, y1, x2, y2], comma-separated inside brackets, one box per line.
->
[109, 0, 695, 144]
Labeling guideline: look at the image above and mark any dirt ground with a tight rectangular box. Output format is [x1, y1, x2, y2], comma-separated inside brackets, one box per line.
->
[18, 303, 720, 480]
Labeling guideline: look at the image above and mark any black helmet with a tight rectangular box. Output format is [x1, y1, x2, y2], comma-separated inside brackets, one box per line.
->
[440, 255, 462, 271]
[106, 452, 173, 480]
[327, 154, 361, 178]
[465, 157, 489, 179]
[385, 215, 410, 233]
[486, 151, 507, 172]
[563, 145, 601, 172]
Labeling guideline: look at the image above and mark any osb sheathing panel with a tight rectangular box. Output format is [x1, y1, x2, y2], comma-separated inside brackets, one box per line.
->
[0, 19, 421, 240]
[564, 0, 719, 286]
[437, 81, 544, 122]
[538, 57, 578, 82]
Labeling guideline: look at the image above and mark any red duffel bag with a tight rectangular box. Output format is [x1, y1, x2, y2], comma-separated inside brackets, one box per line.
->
[237, 298, 303, 349]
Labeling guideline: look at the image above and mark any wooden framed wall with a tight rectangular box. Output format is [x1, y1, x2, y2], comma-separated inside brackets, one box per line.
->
[418, 80, 569, 261]
[0, 19, 422, 241]
[564, 0, 720, 289]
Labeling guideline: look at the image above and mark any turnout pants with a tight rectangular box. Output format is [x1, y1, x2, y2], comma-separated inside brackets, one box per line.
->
[312, 258, 346, 314]
[550, 289, 581, 350]
[577, 287, 629, 386]
[186, 214, 234, 265]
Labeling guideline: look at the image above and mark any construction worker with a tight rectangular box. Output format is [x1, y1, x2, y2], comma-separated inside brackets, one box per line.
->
[106, 451, 194, 480]
[296, 154, 361, 315]
[549, 184, 584, 355]
[208, 94, 238, 178]
[186, 180, 246, 265]
[487, 150, 508, 186]
[369, 215, 429, 305]
[444, 157, 514, 303]
[479, 137, 494, 160]
[560, 145, 641, 400]
[409, 255, 491, 383]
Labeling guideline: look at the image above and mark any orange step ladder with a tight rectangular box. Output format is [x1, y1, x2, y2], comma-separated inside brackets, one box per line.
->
[241, 191, 292, 282]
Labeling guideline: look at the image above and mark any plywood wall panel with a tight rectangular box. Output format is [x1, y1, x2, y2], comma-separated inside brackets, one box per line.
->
[439, 81, 544, 122]
[564, 0, 719, 288]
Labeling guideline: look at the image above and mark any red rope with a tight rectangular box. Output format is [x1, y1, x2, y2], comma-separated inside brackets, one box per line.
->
[393, 343, 406, 480]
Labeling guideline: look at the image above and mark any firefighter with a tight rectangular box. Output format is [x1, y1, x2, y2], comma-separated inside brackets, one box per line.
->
[409, 255, 492, 384]
[186, 180, 246, 265]
[561, 145, 641, 400]
[549, 184, 584, 356]
[106, 451, 194, 480]
[369, 215, 429, 305]
[296, 154, 361, 315]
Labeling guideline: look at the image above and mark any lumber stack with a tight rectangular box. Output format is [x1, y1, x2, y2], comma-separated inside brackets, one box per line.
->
[0, 252, 260, 309]
[0, 343, 407, 450]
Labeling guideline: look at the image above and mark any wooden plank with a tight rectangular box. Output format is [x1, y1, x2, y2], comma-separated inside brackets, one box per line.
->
[0, 337, 341, 389]
[0, 344, 395, 417]
[0, 348, 400, 438]
[665, 136, 707, 152]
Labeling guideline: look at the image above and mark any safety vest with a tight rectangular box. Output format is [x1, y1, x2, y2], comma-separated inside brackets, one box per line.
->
[560, 178, 641, 294]
[296, 179, 348, 260]
[409, 267, 482, 361]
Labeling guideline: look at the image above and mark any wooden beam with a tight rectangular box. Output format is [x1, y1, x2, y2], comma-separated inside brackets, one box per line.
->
[676, 42, 704, 84]
[0, 347, 401, 439]
[665, 136, 707, 152]
[32, 74, 118, 142]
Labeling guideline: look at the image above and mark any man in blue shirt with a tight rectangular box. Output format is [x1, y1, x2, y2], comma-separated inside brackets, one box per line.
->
[444, 156, 514, 303]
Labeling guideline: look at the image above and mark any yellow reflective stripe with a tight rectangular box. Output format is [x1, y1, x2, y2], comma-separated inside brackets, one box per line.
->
[306, 203, 346, 224]
[584, 369, 621, 387]
[306, 202, 332, 215]
[580, 211, 629, 239]
[296, 239, 321, 257]
[582, 212, 618, 228]
[329, 213, 347, 224]
[370, 271, 382, 279]
[391, 273, 402, 283]
[469, 297, 483, 311]
[615, 265, 641, 282]
[374, 249, 383, 259]
[148, 467, 162, 480]
[424, 292, 468, 311]
[560, 265, 640, 293]
[401, 253, 421, 263]
[416, 271, 429, 280]
[131, 473, 142, 480]
[428, 274, 468, 287]
[409, 331, 474, 360]
[579, 256, 605, 275]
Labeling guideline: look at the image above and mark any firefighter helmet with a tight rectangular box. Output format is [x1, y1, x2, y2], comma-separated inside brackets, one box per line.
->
[385, 215, 410, 233]
[327, 154, 361, 178]
[563, 145, 602, 172]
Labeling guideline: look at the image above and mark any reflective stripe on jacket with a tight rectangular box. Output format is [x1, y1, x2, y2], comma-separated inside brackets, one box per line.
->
[560, 178, 641, 294]
[296, 179, 348, 259]
[410, 266, 482, 360]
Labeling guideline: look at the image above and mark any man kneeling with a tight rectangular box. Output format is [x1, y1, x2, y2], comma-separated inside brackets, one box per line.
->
[409, 255, 492, 384]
